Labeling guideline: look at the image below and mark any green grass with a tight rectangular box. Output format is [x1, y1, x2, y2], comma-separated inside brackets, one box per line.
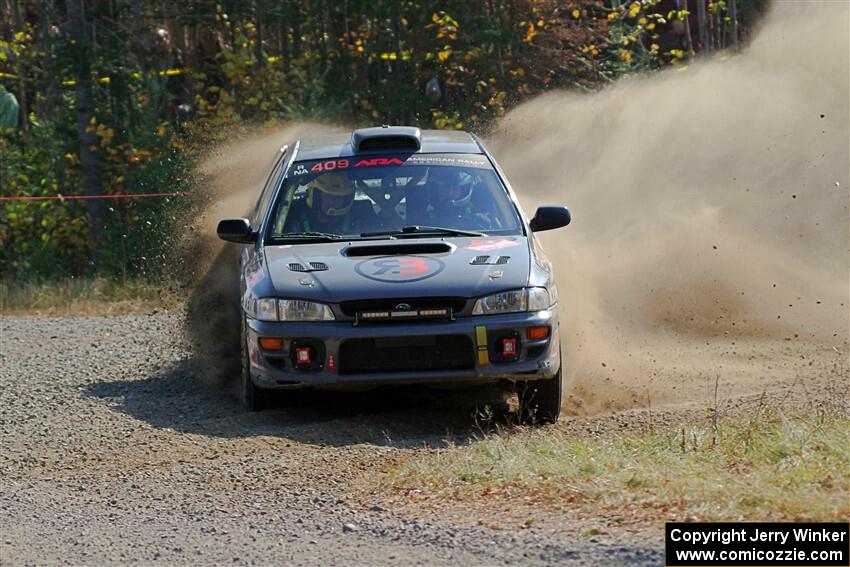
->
[0, 278, 179, 315]
[381, 409, 850, 522]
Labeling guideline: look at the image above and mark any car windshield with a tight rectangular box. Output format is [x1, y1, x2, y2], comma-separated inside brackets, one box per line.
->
[267, 153, 522, 241]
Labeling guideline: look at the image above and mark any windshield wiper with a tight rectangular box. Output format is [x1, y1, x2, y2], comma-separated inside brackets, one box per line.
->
[274, 231, 344, 241]
[272, 231, 395, 242]
[361, 225, 485, 238]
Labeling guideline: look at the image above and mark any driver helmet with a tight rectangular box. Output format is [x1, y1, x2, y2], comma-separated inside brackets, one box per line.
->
[307, 172, 355, 218]
[428, 166, 473, 208]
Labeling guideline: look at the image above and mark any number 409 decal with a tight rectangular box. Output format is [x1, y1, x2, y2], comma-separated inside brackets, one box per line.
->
[309, 157, 405, 173]
[311, 159, 350, 172]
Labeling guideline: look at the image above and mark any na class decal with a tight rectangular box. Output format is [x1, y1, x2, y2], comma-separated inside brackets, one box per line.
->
[355, 256, 445, 283]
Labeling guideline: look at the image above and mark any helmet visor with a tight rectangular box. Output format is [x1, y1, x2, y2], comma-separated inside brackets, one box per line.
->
[319, 191, 354, 216]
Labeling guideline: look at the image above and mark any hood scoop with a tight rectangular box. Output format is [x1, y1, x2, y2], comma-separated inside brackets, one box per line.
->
[343, 242, 453, 257]
[288, 261, 329, 272]
[470, 255, 510, 265]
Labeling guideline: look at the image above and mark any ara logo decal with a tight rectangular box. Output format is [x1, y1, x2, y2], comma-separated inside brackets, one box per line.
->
[466, 238, 522, 253]
[354, 157, 405, 168]
[355, 256, 445, 283]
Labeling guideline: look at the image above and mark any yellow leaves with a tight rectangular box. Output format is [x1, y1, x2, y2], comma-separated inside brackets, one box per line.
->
[581, 44, 600, 57]
[650, 43, 660, 53]
[628, 2, 641, 18]
[487, 91, 507, 107]
[0, 50, 6, 62]
[620, 50, 633, 62]
[667, 47, 689, 64]
[431, 12, 460, 32]
[571, 9, 581, 19]
[523, 23, 538, 44]
[607, 12, 619, 21]
[379, 50, 411, 61]
[432, 110, 464, 130]
[437, 49, 451, 62]
[95, 124, 115, 148]
[638, 17, 648, 25]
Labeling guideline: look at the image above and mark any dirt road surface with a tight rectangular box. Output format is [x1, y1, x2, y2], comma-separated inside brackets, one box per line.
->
[0, 314, 663, 566]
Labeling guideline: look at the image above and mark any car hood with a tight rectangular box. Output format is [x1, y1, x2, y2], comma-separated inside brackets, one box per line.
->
[263, 236, 531, 302]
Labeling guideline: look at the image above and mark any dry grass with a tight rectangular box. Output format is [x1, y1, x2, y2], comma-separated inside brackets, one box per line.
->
[0, 278, 181, 316]
[379, 408, 850, 523]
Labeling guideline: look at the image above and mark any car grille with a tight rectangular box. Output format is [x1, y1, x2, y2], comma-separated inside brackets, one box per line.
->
[339, 297, 467, 318]
[338, 335, 474, 375]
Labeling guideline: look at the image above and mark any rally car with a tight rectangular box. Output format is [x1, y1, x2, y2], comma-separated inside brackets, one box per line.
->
[217, 126, 570, 423]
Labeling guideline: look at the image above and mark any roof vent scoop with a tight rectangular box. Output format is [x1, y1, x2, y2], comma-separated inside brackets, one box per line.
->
[352, 126, 421, 152]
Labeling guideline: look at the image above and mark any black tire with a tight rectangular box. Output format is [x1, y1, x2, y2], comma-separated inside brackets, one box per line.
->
[517, 365, 562, 425]
[240, 316, 265, 412]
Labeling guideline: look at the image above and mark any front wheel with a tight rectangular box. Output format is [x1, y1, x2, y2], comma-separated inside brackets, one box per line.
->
[516, 365, 562, 425]
[240, 316, 266, 412]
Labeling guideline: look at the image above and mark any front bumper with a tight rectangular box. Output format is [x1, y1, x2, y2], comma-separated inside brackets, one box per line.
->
[245, 309, 561, 389]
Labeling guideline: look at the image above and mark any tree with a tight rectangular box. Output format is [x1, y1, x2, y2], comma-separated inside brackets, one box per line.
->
[67, 0, 104, 264]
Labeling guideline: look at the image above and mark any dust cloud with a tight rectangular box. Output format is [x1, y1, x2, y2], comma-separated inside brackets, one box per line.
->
[182, 1, 848, 412]
[489, 0, 849, 413]
[182, 124, 341, 388]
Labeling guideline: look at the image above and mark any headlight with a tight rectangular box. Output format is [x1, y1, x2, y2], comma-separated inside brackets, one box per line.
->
[242, 294, 335, 321]
[278, 299, 335, 321]
[242, 293, 279, 322]
[472, 287, 552, 315]
[256, 298, 279, 321]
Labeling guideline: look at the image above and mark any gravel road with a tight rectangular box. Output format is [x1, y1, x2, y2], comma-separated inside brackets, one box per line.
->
[0, 314, 662, 566]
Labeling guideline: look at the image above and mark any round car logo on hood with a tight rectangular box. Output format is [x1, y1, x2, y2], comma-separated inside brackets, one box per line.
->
[355, 256, 445, 283]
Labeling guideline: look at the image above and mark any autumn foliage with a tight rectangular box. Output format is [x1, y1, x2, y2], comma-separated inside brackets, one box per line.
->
[0, 0, 761, 278]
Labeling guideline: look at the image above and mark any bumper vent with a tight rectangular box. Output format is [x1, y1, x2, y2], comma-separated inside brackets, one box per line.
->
[339, 335, 474, 374]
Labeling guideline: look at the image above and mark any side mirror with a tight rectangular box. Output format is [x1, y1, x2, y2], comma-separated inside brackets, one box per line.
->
[529, 206, 571, 232]
[217, 218, 256, 243]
